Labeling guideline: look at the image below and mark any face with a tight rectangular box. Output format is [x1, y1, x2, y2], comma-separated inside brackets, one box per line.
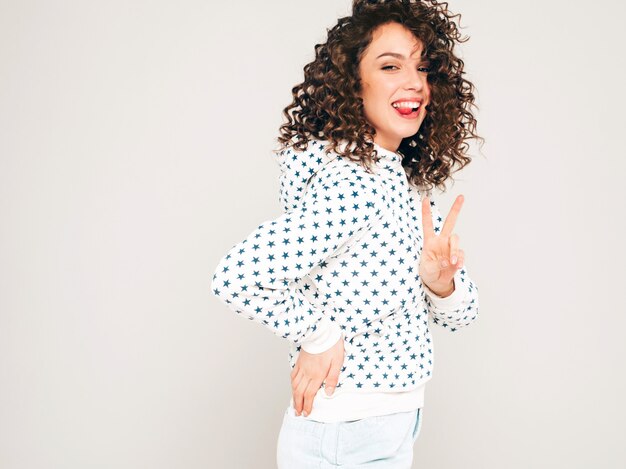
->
[358, 22, 431, 152]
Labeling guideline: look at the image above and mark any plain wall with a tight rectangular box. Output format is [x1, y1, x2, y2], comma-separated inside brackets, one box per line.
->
[1, 0, 625, 468]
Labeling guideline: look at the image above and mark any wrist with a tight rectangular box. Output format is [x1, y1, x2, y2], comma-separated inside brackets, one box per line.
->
[300, 317, 342, 354]
[425, 280, 455, 298]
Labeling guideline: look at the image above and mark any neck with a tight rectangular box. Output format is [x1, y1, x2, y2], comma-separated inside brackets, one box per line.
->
[373, 136, 400, 153]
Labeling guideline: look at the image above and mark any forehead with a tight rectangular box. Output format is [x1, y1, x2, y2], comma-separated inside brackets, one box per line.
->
[366, 22, 425, 58]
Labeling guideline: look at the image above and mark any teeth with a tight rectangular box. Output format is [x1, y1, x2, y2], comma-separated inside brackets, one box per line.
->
[392, 102, 420, 109]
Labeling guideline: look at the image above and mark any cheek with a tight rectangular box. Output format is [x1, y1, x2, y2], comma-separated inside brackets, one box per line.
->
[363, 98, 389, 126]
[361, 89, 385, 122]
[365, 82, 394, 114]
[424, 82, 432, 102]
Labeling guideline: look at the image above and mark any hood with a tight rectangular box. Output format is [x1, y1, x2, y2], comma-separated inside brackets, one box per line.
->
[275, 139, 340, 213]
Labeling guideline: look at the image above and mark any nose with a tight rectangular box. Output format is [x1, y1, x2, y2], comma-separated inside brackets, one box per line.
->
[404, 67, 426, 92]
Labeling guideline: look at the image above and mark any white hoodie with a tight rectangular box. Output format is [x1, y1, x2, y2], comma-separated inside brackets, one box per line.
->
[210, 139, 479, 422]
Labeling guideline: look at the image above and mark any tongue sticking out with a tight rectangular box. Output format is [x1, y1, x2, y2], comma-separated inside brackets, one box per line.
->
[397, 107, 414, 115]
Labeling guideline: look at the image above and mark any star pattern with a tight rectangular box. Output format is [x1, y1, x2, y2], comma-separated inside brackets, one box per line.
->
[211, 140, 479, 393]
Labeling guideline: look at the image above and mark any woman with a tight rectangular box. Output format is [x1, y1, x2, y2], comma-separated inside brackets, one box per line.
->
[210, 0, 483, 466]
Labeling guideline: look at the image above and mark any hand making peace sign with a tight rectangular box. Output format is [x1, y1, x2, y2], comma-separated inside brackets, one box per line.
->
[419, 194, 466, 297]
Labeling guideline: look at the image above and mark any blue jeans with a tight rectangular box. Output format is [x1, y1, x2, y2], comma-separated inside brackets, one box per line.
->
[276, 407, 423, 468]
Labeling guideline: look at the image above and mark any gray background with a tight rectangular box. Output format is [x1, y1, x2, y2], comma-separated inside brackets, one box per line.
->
[1, 0, 625, 468]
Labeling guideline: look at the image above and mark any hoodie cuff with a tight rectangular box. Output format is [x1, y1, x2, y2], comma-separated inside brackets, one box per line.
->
[423, 272, 466, 310]
[300, 316, 343, 354]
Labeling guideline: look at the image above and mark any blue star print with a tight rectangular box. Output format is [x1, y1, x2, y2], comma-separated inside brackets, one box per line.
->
[210, 140, 479, 393]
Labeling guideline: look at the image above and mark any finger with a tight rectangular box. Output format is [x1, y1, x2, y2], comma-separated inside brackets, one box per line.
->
[440, 195, 464, 238]
[302, 378, 323, 417]
[293, 374, 310, 415]
[291, 368, 305, 391]
[457, 249, 465, 270]
[290, 364, 299, 380]
[292, 386, 302, 415]
[449, 233, 460, 266]
[324, 357, 343, 396]
[293, 376, 311, 416]
[421, 196, 434, 238]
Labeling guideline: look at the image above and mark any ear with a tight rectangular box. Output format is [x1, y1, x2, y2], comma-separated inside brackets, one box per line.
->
[355, 77, 366, 99]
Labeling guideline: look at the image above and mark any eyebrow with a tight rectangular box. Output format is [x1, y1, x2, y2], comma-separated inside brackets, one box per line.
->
[376, 52, 427, 61]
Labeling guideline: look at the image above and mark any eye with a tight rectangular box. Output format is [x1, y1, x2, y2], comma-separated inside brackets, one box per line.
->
[382, 65, 398, 71]
[418, 66, 431, 73]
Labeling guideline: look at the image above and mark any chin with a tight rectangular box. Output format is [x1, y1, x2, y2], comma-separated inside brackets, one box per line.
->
[397, 126, 421, 139]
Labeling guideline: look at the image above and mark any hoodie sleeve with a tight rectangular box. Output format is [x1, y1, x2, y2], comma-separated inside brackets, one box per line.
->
[422, 197, 480, 331]
[210, 170, 385, 353]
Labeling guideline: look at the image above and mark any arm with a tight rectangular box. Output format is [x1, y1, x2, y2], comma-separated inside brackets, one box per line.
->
[210, 172, 384, 352]
[422, 197, 480, 331]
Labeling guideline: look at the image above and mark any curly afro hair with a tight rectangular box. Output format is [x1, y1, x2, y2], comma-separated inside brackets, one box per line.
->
[275, 0, 484, 192]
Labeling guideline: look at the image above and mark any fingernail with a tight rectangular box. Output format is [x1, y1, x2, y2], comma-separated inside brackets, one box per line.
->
[326, 386, 335, 396]
[451, 256, 457, 265]
[441, 259, 449, 268]
[303, 411, 308, 417]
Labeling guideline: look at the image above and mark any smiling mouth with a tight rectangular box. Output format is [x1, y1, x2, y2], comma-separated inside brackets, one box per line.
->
[393, 105, 419, 114]
[391, 100, 422, 115]
[391, 102, 421, 118]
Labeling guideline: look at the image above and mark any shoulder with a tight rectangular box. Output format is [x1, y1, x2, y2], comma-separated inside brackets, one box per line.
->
[303, 156, 386, 213]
